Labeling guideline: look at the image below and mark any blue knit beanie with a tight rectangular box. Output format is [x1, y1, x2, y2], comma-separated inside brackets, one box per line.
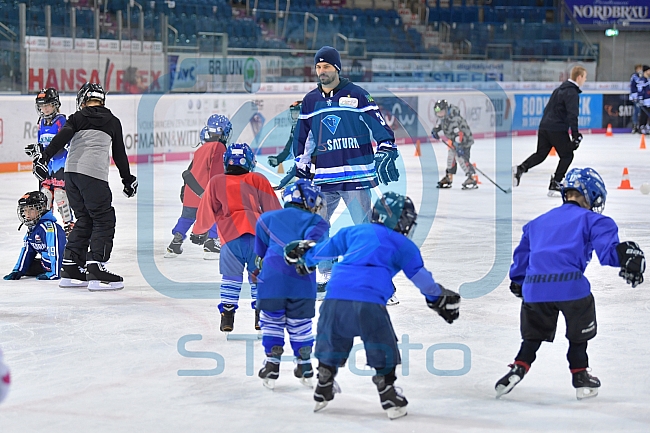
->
[314, 46, 341, 72]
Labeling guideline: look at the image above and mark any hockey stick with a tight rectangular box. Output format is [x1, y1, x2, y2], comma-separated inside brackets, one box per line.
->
[441, 139, 512, 194]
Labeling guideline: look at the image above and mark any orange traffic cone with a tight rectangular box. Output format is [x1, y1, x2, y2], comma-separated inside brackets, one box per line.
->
[549, 146, 557, 156]
[641, 135, 647, 150]
[606, 124, 613, 137]
[414, 139, 421, 157]
[277, 163, 284, 174]
[472, 163, 482, 184]
[617, 167, 633, 190]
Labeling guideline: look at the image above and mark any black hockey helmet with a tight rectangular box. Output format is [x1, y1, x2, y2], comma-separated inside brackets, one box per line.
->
[289, 100, 302, 125]
[17, 191, 49, 229]
[371, 191, 418, 238]
[35, 88, 61, 120]
[434, 99, 449, 117]
[76, 82, 106, 111]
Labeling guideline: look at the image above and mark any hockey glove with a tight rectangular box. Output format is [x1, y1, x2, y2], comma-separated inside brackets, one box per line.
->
[431, 127, 440, 140]
[190, 232, 208, 245]
[374, 149, 399, 186]
[24, 143, 43, 158]
[426, 285, 461, 324]
[36, 273, 58, 280]
[510, 281, 523, 298]
[284, 240, 317, 275]
[122, 175, 138, 198]
[571, 132, 583, 150]
[616, 241, 646, 288]
[32, 156, 49, 182]
[267, 155, 279, 168]
[3, 271, 22, 280]
[254, 255, 264, 272]
[295, 161, 312, 179]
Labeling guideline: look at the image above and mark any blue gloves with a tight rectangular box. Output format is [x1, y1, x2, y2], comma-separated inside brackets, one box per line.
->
[36, 273, 58, 280]
[3, 271, 22, 280]
[374, 148, 400, 185]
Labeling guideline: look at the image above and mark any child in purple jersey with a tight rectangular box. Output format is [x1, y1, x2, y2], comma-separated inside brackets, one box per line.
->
[496, 167, 645, 401]
[25, 88, 74, 234]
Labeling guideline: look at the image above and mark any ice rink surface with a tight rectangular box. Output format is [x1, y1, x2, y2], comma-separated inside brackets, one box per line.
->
[1, 132, 649, 432]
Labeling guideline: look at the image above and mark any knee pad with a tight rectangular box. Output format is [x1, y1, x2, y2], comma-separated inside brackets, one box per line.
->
[54, 188, 73, 223]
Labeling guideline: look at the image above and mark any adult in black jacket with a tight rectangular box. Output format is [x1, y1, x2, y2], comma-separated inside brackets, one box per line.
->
[32, 82, 137, 291]
[513, 66, 587, 195]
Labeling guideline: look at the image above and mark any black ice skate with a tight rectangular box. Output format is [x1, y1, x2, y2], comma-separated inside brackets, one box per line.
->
[203, 238, 221, 260]
[220, 304, 236, 333]
[437, 175, 452, 189]
[461, 175, 478, 190]
[495, 363, 528, 398]
[59, 259, 88, 288]
[313, 365, 341, 412]
[631, 124, 640, 134]
[547, 176, 562, 197]
[258, 345, 283, 390]
[294, 346, 314, 388]
[512, 165, 525, 187]
[373, 374, 408, 420]
[164, 232, 184, 258]
[86, 261, 124, 291]
[572, 369, 600, 400]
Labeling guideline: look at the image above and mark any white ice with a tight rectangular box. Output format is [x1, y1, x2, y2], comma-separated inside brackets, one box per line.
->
[1, 133, 649, 432]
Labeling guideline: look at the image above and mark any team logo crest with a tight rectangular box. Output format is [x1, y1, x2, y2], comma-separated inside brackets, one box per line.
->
[322, 115, 341, 135]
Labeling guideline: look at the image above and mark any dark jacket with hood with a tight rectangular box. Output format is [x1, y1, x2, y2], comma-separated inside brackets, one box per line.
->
[539, 80, 581, 136]
[43, 106, 131, 183]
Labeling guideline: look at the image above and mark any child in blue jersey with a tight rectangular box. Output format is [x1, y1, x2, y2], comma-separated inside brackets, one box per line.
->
[496, 167, 645, 400]
[3, 191, 67, 281]
[255, 179, 329, 390]
[24, 88, 74, 234]
[284, 192, 461, 420]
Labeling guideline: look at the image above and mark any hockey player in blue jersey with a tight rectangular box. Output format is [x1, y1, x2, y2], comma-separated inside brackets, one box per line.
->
[255, 179, 329, 389]
[284, 192, 461, 419]
[24, 88, 74, 235]
[629, 64, 643, 134]
[293, 46, 400, 299]
[3, 191, 66, 281]
[496, 167, 645, 400]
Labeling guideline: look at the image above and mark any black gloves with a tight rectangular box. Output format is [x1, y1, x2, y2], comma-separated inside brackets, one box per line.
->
[122, 175, 138, 198]
[426, 285, 461, 324]
[268, 155, 279, 167]
[24, 143, 43, 158]
[32, 156, 49, 182]
[510, 281, 523, 298]
[571, 132, 583, 150]
[284, 240, 317, 276]
[616, 241, 645, 288]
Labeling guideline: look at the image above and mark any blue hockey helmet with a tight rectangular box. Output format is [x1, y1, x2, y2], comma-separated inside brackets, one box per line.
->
[206, 114, 232, 144]
[199, 126, 209, 144]
[282, 179, 324, 213]
[224, 142, 256, 173]
[561, 167, 607, 213]
[371, 191, 418, 238]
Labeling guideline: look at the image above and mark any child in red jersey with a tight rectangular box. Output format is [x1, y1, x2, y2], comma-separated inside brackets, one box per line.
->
[192, 142, 281, 332]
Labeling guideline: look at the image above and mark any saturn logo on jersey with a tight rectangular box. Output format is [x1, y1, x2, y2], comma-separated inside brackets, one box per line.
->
[322, 115, 341, 135]
[326, 137, 360, 150]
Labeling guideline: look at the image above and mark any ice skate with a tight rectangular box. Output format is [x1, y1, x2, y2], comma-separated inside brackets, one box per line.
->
[436, 175, 452, 189]
[313, 366, 341, 412]
[461, 175, 478, 190]
[254, 309, 261, 331]
[373, 374, 408, 420]
[294, 347, 314, 388]
[258, 346, 283, 390]
[547, 176, 562, 197]
[203, 238, 220, 260]
[220, 304, 236, 333]
[495, 363, 527, 398]
[631, 124, 640, 134]
[86, 261, 124, 291]
[512, 165, 525, 187]
[386, 293, 399, 306]
[59, 259, 88, 288]
[164, 232, 184, 258]
[572, 369, 600, 400]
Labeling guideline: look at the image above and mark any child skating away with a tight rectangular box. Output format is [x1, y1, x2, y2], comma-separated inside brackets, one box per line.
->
[3, 191, 66, 281]
[191, 143, 281, 332]
[165, 114, 231, 259]
[284, 192, 461, 419]
[255, 179, 329, 389]
[24, 88, 74, 234]
[496, 167, 645, 400]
